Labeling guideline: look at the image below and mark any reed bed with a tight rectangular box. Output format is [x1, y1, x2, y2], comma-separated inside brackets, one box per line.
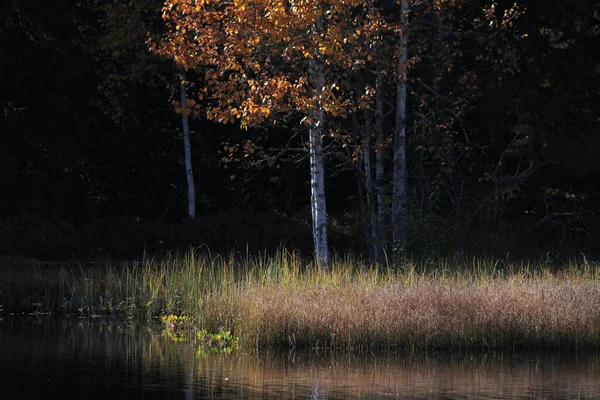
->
[1, 250, 600, 351]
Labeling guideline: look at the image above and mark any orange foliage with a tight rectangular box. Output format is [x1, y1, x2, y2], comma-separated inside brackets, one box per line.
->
[152, 0, 524, 133]
[153, 0, 387, 129]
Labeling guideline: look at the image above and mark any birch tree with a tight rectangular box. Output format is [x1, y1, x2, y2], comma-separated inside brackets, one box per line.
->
[154, 0, 379, 265]
[359, 0, 524, 261]
[179, 77, 196, 219]
[308, 12, 328, 264]
[391, 0, 525, 257]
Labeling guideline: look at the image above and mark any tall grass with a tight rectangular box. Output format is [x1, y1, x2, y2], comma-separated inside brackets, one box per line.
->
[1, 249, 600, 351]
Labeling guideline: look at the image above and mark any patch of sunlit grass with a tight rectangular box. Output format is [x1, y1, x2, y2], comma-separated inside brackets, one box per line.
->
[1, 249, 600, 351]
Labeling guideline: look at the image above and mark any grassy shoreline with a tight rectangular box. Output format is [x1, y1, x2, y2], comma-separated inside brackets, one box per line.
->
[1, 250, 600, 351]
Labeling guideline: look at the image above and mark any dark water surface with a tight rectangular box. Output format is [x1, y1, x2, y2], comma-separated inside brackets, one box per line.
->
[1, 316, 600, 399]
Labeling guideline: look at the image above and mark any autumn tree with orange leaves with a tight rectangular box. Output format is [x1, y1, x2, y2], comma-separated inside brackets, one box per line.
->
[152, 0, 525, 264]
[153, 0, 386, 265]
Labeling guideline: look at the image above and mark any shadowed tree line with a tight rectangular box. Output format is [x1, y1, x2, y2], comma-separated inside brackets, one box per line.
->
[0, 0, 598, 261]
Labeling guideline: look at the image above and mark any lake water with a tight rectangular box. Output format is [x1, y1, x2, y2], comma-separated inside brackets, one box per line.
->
[2, 316, 600, 399]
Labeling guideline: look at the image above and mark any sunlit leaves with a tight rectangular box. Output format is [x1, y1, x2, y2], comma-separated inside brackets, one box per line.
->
[153, 0, 385, 129]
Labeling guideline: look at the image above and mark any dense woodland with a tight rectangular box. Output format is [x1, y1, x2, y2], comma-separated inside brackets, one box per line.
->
[1, 0, 599, 261]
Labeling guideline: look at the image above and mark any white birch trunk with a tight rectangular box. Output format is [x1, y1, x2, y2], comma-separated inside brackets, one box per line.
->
[305, 12, 328, 266]
[309, 62, 329, 265]
[307, 9, 329, 266]
[392, 0, 408, 259]
[309, 118, 328, 266]
[180, 79, 196, 220]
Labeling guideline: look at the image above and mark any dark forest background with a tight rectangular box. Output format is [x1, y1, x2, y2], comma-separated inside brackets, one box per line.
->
[1, 0, 599, 261]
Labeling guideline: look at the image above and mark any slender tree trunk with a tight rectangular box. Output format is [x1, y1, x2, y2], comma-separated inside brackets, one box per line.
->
[370, 0, 386, 262]
[362, 114, 381, 262]
[180, 78, 196, 220]
[353, 114, 372, 255]
[375, 69, 386, 253]
[309, 54, 329, 266]
[392, 0, 408, 260]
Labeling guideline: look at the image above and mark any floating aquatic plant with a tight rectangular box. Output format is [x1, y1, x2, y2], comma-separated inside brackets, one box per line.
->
[196, 329, 239, 356]
[161, 314, 190, 341]
[160, 314, 239, 352]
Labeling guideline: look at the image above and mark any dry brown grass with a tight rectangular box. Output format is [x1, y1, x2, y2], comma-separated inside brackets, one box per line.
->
[1, 250, 600, 351]
[235, 272, 600, 350]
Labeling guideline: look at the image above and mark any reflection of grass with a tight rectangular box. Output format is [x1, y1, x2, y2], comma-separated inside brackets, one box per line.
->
[5, 318, 600, 399]
[2, 250, 600, 351]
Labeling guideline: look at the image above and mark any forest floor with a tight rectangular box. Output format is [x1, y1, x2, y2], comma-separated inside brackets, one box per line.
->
[1, 250, 599, 352]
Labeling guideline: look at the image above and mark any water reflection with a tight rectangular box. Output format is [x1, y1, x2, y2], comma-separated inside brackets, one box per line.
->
[1, 316, 599, 399]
